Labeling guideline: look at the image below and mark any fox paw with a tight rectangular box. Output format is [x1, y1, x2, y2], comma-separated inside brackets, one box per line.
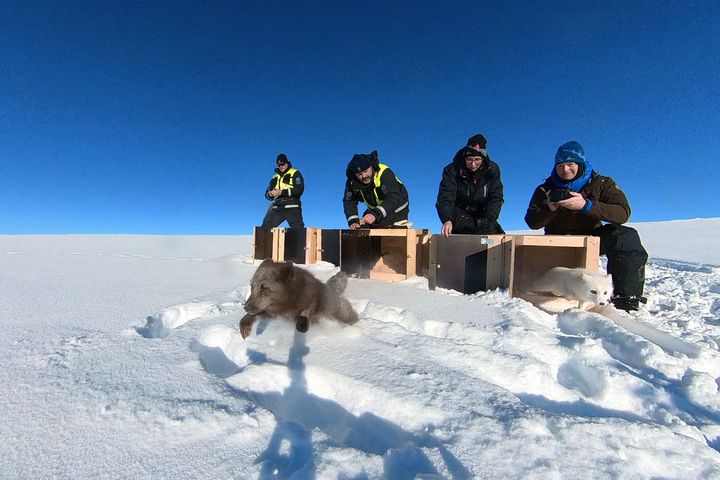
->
[295, 316, 309, 333]
[239, 315, 255, 339]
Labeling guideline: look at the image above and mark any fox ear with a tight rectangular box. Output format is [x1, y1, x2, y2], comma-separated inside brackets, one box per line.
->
[277, 261, 294, 281]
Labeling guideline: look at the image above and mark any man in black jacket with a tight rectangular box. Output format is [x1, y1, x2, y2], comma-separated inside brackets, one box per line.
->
[343, 150, 410, 228]
[436, 134, 505, 236]
[261, 153, 305, 228]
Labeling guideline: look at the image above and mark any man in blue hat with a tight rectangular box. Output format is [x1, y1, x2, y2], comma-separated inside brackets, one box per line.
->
[342, 150, 410, 228]
[524, 141, 648, 311]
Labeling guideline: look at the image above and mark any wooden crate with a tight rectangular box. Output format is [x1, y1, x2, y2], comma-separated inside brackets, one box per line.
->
[428, 234, 514, 294]
[509, 234, 600, 297]
[252, 227, 319, 264]
[340, 228, 431, 281]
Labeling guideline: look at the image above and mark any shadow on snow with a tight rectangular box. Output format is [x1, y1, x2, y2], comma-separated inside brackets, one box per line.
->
[202, 330, 472, 479]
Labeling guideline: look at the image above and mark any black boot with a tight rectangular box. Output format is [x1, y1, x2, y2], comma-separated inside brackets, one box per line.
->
[612, 295, 647, 312]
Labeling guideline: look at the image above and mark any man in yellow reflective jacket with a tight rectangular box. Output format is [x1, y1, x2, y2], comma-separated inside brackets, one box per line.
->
[342, 150, 410, 229]
[261, 153, 305, 228]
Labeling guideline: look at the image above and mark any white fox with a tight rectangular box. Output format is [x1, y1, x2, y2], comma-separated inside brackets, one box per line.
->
[530, 267, 613, 310]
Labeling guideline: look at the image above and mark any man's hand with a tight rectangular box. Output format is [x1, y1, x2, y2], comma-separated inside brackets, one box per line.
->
[268, 189, 282, 198]
[361, 213, 376, 225]
[349, 222, 362, 230]
[441, 221, 453, 237]
[547, 201, 560, 212]
[557, 191, 587, 211]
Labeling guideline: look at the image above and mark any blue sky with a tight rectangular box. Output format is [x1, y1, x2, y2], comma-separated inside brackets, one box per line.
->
[1, 0, 719, 234]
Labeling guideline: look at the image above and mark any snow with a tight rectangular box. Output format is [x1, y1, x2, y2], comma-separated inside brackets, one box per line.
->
[2, 219, 720, 479]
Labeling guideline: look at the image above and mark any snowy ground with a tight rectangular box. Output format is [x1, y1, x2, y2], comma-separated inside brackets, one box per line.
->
[2, 220, 720, 479]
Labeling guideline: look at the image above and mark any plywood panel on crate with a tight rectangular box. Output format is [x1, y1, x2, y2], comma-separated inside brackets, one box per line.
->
[278, 228, 299, 264]
[428, 234, 513, 294]
[317, 229, 341, 266]
[252, 227, 274, 261]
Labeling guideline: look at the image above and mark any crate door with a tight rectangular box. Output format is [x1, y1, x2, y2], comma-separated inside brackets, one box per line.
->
[340, 230, 372, 278]
[320, 229, 341, 266]
[253, 227, 274, 261]
[283, 228, 308, 264]
[430, 235, 508, 294]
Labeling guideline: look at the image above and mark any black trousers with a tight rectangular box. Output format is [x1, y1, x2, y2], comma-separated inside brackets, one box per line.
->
[591, 224, 648, 298]
[261, 206, 305, 228]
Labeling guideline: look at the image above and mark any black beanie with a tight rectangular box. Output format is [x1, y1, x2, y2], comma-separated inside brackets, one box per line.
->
[464, 133, 488, 158]
[466, 134, 487, 150]
[348, 154, 373, 174]
[276, 153, 288, 165]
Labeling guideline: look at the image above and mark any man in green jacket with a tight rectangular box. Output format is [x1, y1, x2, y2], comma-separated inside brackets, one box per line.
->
[524, 141, 647, 311]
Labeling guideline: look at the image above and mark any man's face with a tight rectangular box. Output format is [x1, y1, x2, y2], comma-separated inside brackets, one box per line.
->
[464, 156, 484, 172]
[555, 162, 579, 181]
[277, 162, 289, 173]
[354, 166, 374, 184]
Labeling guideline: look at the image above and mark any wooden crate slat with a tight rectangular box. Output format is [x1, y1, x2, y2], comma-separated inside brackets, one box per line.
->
[513, 235, 589, 247]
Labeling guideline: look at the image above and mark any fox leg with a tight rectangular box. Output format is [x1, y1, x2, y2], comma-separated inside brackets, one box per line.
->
[336, 298, 359, 324]
[295, 315, 309, 333]
[296, 304, 321, 333]
[239, 313, 256, 339]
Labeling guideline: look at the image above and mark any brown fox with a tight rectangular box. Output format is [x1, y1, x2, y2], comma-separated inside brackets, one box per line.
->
[239, 259, 359, 338]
